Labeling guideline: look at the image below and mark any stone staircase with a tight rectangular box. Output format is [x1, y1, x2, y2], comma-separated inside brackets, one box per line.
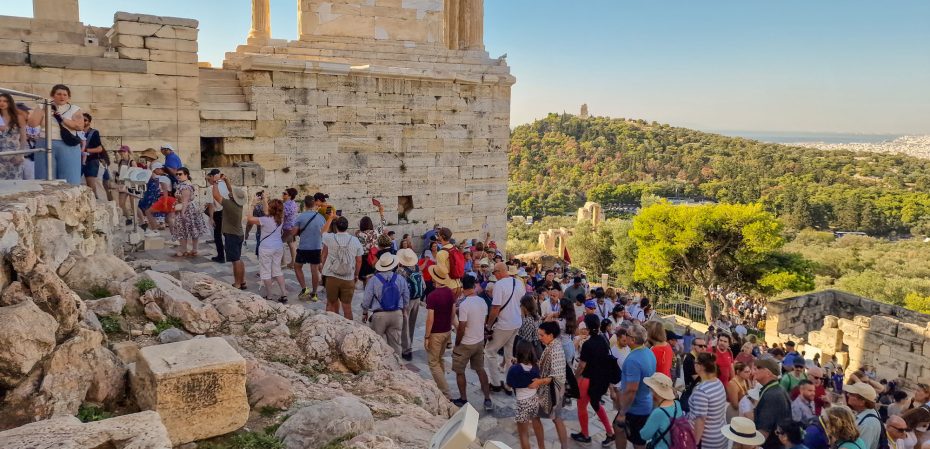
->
[198, 68, 256, 121]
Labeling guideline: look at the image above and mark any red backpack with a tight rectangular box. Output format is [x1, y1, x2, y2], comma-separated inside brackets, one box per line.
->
[446, 246, 465, 279]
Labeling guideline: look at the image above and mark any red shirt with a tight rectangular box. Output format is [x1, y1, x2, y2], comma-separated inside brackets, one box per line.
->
[425, 286, 455, 333]
[713, 347, 734, 385]
[652, 344, 673, 377]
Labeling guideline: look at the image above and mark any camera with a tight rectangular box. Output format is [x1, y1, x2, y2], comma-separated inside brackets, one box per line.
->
[50, 103, 58, 113]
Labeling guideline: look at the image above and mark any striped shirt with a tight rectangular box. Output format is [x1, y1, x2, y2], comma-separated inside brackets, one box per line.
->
[688, 378, 729, 449]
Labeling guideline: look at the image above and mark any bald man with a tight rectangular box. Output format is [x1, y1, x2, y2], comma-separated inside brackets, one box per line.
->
[483, 262, 525, 392]
[886, 415, 917, 449]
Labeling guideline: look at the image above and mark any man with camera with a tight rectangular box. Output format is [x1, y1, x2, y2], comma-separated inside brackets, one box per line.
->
[206, 169, 229, 263]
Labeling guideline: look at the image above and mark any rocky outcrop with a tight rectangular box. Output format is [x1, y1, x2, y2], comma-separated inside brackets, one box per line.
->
[131, 337, 249, 445]
[0, 411, 172, 449]
[275, 396, 374, 449]
[85, 295, 126, 317]
[245, 362, 294, 410]
[141, 270, 221, 334]
[296, 312, 401, 374]
[0, 301, 58, 388]
[0, 328, 126, 429]
[58, 253, 136, 296]
[22, 263, 84, 342]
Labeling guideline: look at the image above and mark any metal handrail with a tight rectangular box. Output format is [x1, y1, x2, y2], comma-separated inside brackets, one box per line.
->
[0, 86, 54, 180]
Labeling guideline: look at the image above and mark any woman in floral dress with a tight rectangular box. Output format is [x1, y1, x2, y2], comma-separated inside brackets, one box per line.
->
[170, 167, 210, 257]
[0, 93, 28, 180]
[355, 203, 385, 286]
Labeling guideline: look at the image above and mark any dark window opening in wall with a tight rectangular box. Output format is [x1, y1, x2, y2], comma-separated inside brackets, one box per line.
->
[201, 137, 252, 168]
[398, 195, 414, 222]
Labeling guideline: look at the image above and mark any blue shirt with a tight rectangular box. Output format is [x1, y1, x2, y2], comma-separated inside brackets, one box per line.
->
[164, 152, 182, 170]
[294, 211, 324, 251]
[682, 335, 695, 353]
[641, 401, 682, 449]
[622, 346, 657, 416]
[783, 351, 800, 367]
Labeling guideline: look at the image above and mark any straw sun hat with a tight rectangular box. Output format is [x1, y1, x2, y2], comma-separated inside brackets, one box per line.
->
[721, 417, 765, 446]
[643, 373, 676, 401]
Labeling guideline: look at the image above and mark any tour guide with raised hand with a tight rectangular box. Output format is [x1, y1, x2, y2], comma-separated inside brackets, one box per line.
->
[362, 253, 410, 356]
[484, 262, 526, 394]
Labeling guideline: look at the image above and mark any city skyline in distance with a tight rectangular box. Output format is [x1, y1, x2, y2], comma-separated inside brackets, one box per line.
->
[4, 0, 928, 135]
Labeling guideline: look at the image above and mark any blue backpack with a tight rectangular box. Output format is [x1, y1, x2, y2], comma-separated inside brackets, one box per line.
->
[375, 273, 402, 312]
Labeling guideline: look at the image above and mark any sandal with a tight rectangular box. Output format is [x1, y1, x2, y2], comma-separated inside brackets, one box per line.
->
[172, 252, 186, 257]
[184, 251, 198, 258]
[235, 283, 248, 290]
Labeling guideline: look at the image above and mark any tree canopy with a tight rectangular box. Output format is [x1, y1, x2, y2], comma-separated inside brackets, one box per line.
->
[509, 114, 930, 237]
[629, 202, 814, 321]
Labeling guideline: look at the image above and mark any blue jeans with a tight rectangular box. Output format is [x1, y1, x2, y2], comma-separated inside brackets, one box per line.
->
[33, 139, 82, 185]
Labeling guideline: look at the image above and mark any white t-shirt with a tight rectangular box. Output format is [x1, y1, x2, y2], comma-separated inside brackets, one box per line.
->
[50, 104, 82, 139]
[627, 304, 644, 322]
[257, 216, 284, 251]
[212, 182, 229, 211]
[734, 324, 747, 337]
[321, 232, 364, 280]
[491, 277, 525, 331]
[540, 297, 561, 317]
[594, 299, 614, 320]
[458, 295, 488, 345]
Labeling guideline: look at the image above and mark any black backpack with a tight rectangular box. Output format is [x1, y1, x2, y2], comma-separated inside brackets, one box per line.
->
[857, 413, 889, 449]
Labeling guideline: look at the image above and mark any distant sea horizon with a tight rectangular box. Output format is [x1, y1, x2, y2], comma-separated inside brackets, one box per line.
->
[713, 130, 902, 145]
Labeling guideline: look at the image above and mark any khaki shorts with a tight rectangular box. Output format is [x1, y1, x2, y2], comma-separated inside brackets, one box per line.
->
[452, 342, 485, 374]
[325, 276, 355, 305]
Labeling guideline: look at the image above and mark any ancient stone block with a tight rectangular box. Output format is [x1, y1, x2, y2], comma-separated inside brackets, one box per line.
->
[114, 12, 199, 29]
[0, 411, 172, 449]
[114, 21, 163, 37]
[131, 337, 248, 445]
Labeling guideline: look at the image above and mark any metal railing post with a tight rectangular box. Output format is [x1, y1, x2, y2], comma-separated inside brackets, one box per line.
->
[44, 99, 53, 180]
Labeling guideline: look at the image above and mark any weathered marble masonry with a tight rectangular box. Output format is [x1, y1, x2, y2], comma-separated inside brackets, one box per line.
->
[0, 0, 514, 249]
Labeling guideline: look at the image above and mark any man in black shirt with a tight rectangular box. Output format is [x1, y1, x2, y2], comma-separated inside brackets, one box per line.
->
[753, 357, 792, 449]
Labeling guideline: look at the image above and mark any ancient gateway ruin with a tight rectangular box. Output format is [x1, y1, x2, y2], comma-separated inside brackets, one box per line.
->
[0, 0, 514, 247]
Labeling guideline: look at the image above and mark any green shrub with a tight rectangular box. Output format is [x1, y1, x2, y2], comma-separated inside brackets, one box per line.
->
[199, 430, 285, 449]
[77, 404, 112, 422]
[154, 316, 184, 334]
[88, 285, 113, 299]
[98, 316, 122, 334]
[135, 278, 156, 295]
[258, 406, 281, 418]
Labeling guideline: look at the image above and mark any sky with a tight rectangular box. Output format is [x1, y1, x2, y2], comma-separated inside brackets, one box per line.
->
[5, 0, 929, 134]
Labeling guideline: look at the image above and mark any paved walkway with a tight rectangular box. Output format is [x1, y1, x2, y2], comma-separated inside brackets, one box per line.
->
[135, 234, 618, 449]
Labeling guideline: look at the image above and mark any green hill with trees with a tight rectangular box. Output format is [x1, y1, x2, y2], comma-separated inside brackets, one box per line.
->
[509, 114, 930, 237]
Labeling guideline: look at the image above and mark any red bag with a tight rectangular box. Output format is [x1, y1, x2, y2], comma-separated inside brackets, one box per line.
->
[367, 246, 378, 266]
[447, 246, 465, 279]
[151, 194, 177, 213]
[419, 258, 435, 282]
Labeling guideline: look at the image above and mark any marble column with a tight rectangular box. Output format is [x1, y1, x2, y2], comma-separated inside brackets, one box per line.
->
[445, 0, 461, 50]
[467, 0, 484, 50]
[248, 0, 271, 43]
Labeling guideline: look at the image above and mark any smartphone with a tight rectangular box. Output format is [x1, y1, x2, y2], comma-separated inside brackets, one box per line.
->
[371, 198, 381, 207]
[336, 210, 343, 217]
[325, 205, 334, 215]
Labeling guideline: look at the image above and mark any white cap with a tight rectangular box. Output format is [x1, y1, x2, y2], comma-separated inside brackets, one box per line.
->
[160, 143, 174, 151]
[150, 161, 164, 170]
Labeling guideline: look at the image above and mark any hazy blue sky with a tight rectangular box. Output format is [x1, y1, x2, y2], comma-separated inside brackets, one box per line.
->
[5, 1, 929, 133]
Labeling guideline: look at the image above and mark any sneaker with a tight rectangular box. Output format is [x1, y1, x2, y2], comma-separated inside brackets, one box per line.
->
[298, 287, 312, 299]
[211, 256, 225, 263]
[483, 399, 493, 411]
[401, 352, 413, 361]
[125, 218, 133, 226]
[601, 434, 615, 447]
[451, 398, 468, 407]
[309, 294, 320, 303]
[571, 433, 592, 443]
[278, 296, 288, 304]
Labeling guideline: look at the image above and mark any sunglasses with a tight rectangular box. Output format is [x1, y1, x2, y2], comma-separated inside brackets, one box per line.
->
[888, 426, 907, 432]
[695, 344, 707, 348]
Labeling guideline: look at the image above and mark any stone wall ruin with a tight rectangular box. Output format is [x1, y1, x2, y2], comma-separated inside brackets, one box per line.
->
[0, 0, 513, 251]
[766, 290, 930, 387]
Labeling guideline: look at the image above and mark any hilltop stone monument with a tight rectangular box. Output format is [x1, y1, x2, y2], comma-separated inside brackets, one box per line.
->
[0, 0, 514, 251]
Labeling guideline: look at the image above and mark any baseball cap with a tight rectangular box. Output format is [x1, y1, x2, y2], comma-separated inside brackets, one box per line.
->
[150, 161, 164, 170]
[584, 300, 597, 309]
[15, 102, 31, 111]
[160, 143, 174, 151]
[117, 145, 130, 153]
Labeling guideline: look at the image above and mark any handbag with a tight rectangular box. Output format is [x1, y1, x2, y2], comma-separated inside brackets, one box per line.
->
[151, 194, 177, 213]
[53, 111, 82, 147]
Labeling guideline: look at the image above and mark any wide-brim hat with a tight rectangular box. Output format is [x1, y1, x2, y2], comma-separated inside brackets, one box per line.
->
[231, 187, 247, 206]
[844, 381, 878, 402]
[397, 248, 418, 267]
[643, 373, 676, 400]
[478, 258, 491, 267]
[721, 417, 765, 446]
[374, 253, 398, 272]
[140, 148, 158, 160]
[507, 265, 518, 276]
[428, 264, 457, 288]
